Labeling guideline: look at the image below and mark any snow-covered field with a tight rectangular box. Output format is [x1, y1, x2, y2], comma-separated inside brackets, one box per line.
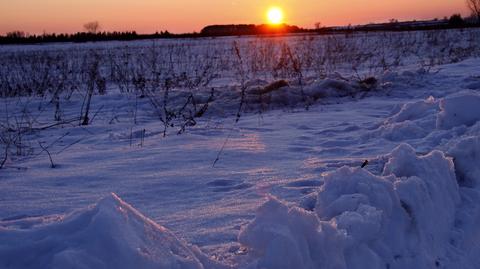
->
[1, 29, 480, 268]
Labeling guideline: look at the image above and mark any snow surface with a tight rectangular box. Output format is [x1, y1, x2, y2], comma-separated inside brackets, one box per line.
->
[1, 32, 480, 268]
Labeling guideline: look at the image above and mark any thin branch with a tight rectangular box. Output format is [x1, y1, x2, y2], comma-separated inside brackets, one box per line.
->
[38, 141, 55, 168]
[212, 127, 236, 168]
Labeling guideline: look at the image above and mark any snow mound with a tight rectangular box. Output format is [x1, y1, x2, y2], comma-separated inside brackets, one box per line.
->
[387, 96, 438, 124]
[437, 92, 480, 129]
[0, 193, 220, 269]
[240, 144, 469, 269]
[367, 97, 438, 141]
[374, 120, 431, 141]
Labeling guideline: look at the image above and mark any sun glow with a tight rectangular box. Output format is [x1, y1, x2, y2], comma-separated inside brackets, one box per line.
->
[267, 7, 284, 25]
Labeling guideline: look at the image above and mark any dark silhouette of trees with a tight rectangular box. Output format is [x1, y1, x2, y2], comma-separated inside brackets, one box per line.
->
[6, 31, 26, 38]
[200, 24, 302, 36]
[449, 14, 465, 26]
[467, 0, 480, 22]
[0, 31, 141, 44]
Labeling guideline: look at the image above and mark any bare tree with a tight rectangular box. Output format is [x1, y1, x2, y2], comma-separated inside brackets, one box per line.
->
[466, 0, 480, 22]
[84, 21, 100, 34]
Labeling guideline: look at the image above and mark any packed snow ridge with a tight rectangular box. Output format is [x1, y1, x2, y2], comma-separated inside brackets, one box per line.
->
[1, 91, 480, 268]
[0, 193, 224, 269]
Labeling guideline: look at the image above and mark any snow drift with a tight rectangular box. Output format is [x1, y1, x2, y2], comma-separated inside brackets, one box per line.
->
[371, 91, 480, 142]
[0, 194, 222, 269]
[239, 143, 479, 269]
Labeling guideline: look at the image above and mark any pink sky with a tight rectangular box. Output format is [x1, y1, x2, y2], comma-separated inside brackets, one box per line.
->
[0, 0, 470, 34]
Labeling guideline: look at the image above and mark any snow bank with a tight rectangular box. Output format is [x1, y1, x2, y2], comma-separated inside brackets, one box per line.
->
[239, 144, 470, 269]
[0, 193, 221, 269]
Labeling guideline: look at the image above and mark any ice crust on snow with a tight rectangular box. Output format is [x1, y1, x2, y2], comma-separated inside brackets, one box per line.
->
[0, 194, 221, 269]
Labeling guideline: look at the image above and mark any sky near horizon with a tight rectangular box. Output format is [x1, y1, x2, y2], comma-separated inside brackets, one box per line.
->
[0, 0, 469, 34]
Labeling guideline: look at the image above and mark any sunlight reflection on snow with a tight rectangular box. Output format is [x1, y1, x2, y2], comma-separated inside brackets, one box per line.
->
[180, 132, 266, 153]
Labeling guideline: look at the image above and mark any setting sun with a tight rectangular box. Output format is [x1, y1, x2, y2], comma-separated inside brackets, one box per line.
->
[267, 7, 284, 25]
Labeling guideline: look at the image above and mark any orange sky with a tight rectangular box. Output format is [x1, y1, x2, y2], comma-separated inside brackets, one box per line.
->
[0, 0, 469, 34]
